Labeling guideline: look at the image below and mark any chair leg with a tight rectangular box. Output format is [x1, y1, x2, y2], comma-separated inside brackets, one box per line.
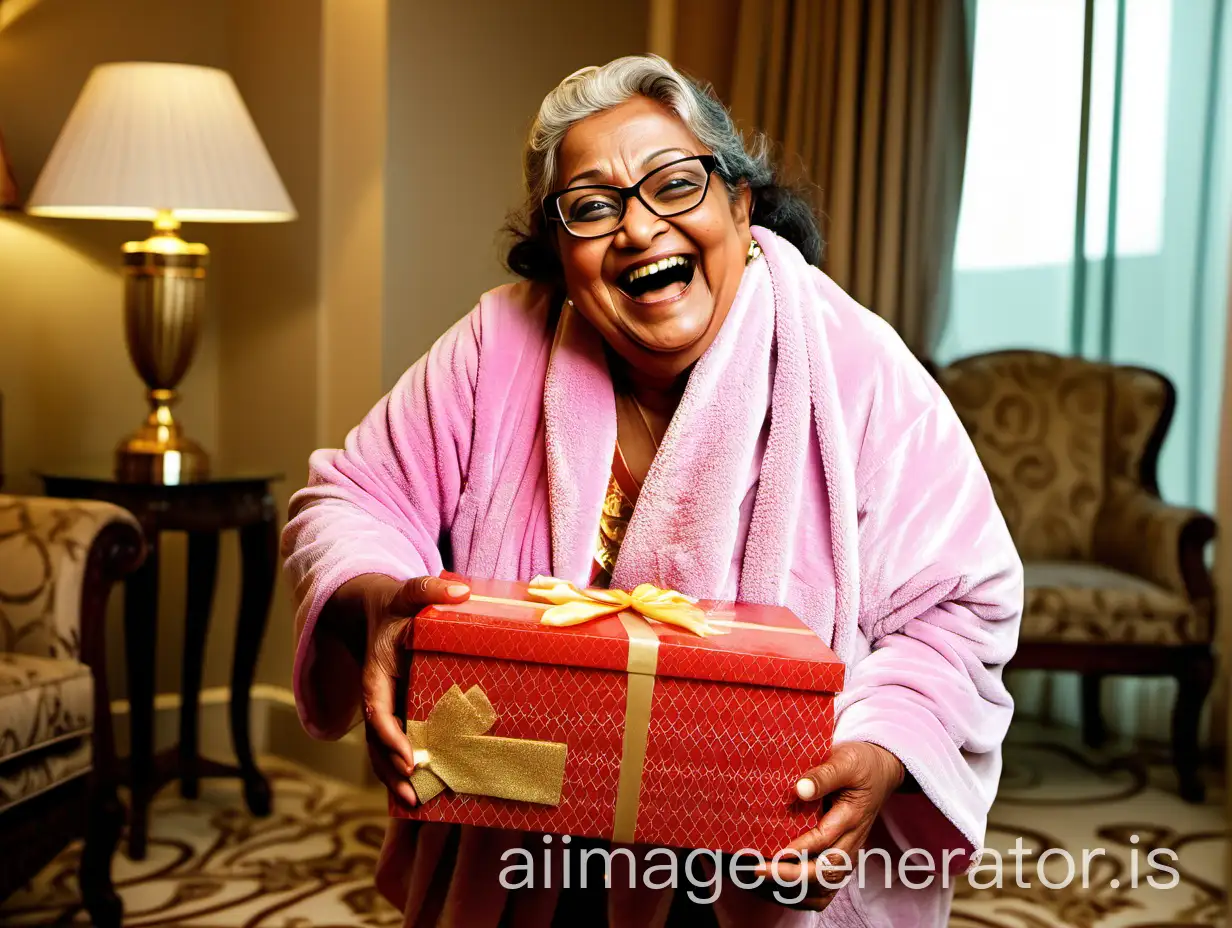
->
[80, 786, 124, 927]
[1173, 650, 1214, 804]
[1081, 674, 1106, 748]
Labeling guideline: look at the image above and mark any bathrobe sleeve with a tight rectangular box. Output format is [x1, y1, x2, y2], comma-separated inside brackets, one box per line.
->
[281, 309, 481, 739]
[832, 365, 1024, 872]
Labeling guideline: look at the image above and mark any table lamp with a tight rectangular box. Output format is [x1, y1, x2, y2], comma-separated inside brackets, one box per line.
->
[25, 62, 295, 484]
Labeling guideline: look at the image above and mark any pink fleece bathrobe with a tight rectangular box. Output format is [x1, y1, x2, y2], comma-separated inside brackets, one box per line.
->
[282, 228, 1024, 927]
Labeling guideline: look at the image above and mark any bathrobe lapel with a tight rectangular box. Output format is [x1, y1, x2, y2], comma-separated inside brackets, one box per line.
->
[542, 301, 618, 584]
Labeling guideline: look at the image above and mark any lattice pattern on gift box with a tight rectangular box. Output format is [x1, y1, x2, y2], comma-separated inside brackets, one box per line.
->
[414, 609, 630, 675]
[396, 652, 836, 856]
[417, 578, 844, 694]
[635, 678, 834, 855]
[396, 652, 625, 838]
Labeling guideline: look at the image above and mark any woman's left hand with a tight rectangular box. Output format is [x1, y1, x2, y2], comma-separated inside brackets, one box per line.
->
[755, 741, 905, 909]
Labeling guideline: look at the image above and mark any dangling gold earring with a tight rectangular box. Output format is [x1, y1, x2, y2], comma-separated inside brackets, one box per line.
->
[746, 238, 762, 265]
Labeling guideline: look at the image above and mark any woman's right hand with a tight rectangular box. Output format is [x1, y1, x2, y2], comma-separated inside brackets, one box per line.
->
[341, 573, 471, 810]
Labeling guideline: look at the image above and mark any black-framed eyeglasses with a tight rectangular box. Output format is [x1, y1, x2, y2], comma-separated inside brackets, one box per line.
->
[544, 154, 718, 239]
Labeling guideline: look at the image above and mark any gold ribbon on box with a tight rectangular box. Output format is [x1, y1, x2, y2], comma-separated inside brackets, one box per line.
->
[468, 576, 816, 638]
[524, 576, 717, 637]
[406, 684, 567, 806]
[409, 577, 815, 841]
[519, 577, 700, 841]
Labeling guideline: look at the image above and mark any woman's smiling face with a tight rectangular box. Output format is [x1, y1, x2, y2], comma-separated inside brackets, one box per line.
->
[553, 96, 752, 384]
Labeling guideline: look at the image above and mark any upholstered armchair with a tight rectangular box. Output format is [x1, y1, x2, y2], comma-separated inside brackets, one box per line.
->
[0, 495, 144, 925]
[937, 350, 1217, 802]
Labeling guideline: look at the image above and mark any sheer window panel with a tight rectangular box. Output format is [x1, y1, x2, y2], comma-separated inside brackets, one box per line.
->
[1090, 0, 1230, 512]
[939, 0, 1087, 361]
[940, 0, 1173, 363]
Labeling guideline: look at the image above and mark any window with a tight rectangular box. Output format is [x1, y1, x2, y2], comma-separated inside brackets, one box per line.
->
[953, 0, 1171, 272]
[941, 0, 1229, 514]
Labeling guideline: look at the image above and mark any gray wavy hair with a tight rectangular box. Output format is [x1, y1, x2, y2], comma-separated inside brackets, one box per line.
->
[523, 54, 771, 208]
[505, 55, 821, 282]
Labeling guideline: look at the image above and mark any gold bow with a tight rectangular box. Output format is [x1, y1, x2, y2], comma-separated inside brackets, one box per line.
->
[526, 575, 715, 637]
[407, 685, 567, 806]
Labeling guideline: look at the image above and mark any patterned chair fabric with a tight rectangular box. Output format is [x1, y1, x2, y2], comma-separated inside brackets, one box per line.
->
[939, 351, 1213, 647]
[1022, 562, 1202, 646]
[0, 654, 93, 811]
[0, 496, 138, 661]
[0, 653, 93, 764]
[0, 495, 139, 812]
[939, 352, 1109, 560]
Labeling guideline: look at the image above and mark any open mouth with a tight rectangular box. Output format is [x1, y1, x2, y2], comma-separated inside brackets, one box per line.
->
[616, 255, 696, 303]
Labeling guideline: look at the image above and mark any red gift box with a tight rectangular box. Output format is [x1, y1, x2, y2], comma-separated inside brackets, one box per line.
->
[393, 576, 844, 855]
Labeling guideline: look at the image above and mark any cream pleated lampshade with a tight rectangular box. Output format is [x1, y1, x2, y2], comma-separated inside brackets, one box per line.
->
[26, 62, 295, 223]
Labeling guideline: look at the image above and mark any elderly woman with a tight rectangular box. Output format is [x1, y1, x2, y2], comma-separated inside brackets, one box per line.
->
[283, 55, 1022, 927]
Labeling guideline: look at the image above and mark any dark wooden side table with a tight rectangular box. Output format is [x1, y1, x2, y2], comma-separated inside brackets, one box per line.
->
[39, 470, 281, 860]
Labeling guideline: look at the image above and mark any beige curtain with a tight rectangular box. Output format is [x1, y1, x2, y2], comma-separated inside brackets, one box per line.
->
[672, 0, 972, 360]
[0, 129, 18, 208]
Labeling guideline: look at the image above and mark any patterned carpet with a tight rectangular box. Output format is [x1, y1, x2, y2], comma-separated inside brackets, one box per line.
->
[0, 728, 1225, 927]
[952, 737, 1225, 927]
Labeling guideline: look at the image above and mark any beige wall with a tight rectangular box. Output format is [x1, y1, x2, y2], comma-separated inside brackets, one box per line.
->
[382, 0, 650, 386]
[0, 0, 649, 708]
[216, 0, 324, 691]
[0, 0, 228, 698]
[318, 0, 389, 446]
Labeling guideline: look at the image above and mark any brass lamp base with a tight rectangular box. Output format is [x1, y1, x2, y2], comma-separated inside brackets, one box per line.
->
[115, 389, 210, 484]
[116, 212, 210, 485]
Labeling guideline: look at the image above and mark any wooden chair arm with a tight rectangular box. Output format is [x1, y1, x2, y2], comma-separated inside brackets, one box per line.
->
[78, 517, 146, 792]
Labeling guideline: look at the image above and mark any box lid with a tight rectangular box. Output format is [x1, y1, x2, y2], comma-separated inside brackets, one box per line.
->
[411, 576, 844, 694]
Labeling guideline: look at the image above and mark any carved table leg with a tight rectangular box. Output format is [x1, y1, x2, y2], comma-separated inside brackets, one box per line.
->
[180, 531, 220, 799]
[122, 531, 160, 860]
[231, 512, 276, 816]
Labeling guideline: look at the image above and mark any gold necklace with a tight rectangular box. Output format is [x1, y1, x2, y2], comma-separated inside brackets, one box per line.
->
[630, 393, 662, 450]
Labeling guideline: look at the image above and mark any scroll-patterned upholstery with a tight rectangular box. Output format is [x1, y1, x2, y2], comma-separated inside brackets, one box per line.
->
[941, 352, 1107, 561]
[1107, 368, 1169, 481]
[0, 653, 93, 764]
[0, 653, 93, 811]
[939, 351, 1212, 647]
[0, 495, 139, 811]
[1022, 562, 1202, 646]
[0, 496, 137, 661]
